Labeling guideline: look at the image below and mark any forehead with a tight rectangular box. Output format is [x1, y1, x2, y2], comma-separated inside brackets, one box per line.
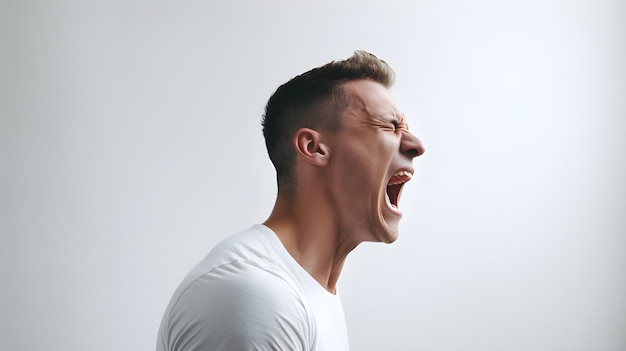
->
[342, 79, 404, 121]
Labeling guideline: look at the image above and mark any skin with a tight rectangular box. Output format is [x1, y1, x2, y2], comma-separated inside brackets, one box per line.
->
[264, 79, 425, 294]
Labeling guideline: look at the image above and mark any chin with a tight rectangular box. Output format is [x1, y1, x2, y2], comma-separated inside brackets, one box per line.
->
[383, 217, 402, 241]
[382, 230, 400, 244]
[367, 213, 401, 243]
[372, 223, 401, 244]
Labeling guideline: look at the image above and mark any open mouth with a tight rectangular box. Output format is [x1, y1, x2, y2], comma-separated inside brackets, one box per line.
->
[386, 170, 413, 209]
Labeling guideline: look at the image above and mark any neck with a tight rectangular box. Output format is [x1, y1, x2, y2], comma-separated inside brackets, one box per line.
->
[263, 188, 359, 294]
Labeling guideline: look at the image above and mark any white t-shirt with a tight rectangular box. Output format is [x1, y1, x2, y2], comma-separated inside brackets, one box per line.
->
[157, 224, 350, 351]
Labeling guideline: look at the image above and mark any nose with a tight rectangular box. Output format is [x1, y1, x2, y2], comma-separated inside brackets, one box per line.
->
[401, 131, 425, 159]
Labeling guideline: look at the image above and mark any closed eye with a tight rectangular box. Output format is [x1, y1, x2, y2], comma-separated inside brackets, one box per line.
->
[393, 120, 409, 132]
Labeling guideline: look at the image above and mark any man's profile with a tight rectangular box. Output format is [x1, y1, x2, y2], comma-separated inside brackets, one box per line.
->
[156, 51, 425, 351]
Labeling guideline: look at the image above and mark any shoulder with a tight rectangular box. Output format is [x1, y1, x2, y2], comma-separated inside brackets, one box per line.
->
[195, 225, 279, 270]
[161, 259, 314, 351]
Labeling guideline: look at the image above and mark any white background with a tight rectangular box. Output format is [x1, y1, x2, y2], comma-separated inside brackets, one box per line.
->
[1, 1, 625, 350]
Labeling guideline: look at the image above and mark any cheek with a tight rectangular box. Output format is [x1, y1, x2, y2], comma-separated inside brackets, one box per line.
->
[331, 133, 397, 190]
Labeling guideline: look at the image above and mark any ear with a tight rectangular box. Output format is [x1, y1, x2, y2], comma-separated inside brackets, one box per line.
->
[293, 128, 330, 167]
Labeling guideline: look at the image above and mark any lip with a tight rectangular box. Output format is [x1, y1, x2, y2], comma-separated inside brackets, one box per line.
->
[384, 192, 403, 216]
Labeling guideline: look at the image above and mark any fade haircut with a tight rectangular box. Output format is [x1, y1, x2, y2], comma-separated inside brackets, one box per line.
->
[262, 50, 395, 189]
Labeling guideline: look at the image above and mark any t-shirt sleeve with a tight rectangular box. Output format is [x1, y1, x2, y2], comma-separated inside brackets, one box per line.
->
[160, 261, 313, 351]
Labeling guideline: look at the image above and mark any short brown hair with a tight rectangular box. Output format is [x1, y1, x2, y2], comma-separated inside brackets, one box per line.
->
[262, 50, 395, 189]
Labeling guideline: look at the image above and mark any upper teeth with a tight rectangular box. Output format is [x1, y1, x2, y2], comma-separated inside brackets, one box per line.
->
[388, 170, 413, 185]
[394, 170, 413, 178]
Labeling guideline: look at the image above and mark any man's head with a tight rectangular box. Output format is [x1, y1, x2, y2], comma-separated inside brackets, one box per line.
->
[262, 50, 395, 190]
[262, 51, 424, 243]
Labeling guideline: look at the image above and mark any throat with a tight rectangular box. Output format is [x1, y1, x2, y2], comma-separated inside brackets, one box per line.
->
[386, 183, 402, 207]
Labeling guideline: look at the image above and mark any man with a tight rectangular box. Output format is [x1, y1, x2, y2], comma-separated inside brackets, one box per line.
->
[157, 51, 425, 351]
